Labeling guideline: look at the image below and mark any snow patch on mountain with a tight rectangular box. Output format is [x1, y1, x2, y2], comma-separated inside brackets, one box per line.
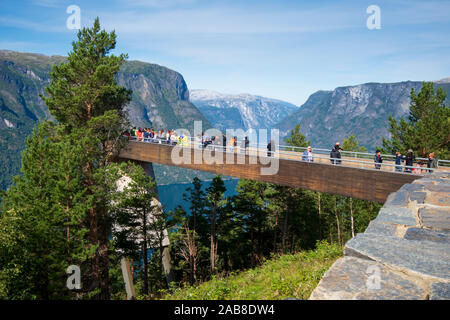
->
[190, 89, 298, 130]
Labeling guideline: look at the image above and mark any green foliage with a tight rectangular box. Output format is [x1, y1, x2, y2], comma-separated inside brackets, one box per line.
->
[342, 134, 368, 153]
[162, 159, 381, 300]
[232, 180, 271, 267]
[0, 121, 89, 299]
[41, 18, 131, 130]
[0, 49, 213, 192]
[382, 82, 450, 158]
[169, 178, 211, 286]
[285, 124, 310, 150]
[0, 18, 132, 300]
[163, 241, 342, 300]
[112, 163, 157, 260]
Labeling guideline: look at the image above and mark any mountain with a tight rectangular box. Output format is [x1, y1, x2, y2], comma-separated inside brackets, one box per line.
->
[0, 49, 214, 190]
[190, 89, 298, 131]
[117, 61, 211, 132]
[275, 80, 450, 150]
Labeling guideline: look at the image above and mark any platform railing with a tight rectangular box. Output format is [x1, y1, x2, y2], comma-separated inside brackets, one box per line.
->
[125, 135, 441, 174]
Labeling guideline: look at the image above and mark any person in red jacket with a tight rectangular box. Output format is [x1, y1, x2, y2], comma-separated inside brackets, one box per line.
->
[136, 127, 143, 141]
[374, 150, 383, 169]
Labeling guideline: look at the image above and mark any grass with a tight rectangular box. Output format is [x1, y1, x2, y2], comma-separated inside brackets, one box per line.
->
[161, 241, 342, 300]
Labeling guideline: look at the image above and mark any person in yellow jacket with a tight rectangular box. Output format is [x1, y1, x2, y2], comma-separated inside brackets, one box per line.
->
[229, 136, 235, 152]
[182, 134, 189, 147]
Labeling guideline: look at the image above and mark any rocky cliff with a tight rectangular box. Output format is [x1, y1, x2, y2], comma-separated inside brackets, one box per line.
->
[0, 49, 213, 190]
[310, 172, 450, 300]
[276, 80, 450, 150]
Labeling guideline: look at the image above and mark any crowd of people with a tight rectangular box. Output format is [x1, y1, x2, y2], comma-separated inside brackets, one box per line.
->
[124, 128, 440, 173]
[124, 127, 187, 145]
[325, 141, 438, 174]
[124, 127, 252, 153]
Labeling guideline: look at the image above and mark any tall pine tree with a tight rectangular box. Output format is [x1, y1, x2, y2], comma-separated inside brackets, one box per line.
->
[382, 82, 449, 158]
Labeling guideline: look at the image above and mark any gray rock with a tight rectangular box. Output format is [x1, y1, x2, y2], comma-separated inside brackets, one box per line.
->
[311, 171, 449, 300]
[423, 192, 450, 206]
[310, 257, 426, 300]
[409, 192, 426, 204]
[404, 228, 450, 244]
[419, 208, 450, 230]
[375, 207, 417, 226]
[384, 192, 397, 206]
[400, 184, 424, 193]
[386, 190, 409, 207]
[417, 178, 450, 186]
[344, 233, 450, 281]
[365, 221, 397, 237]
[430, 282, 450, 300]
[423, 185, 450, 193]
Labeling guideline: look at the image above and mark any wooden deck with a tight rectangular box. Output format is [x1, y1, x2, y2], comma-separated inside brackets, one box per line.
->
[118, 141, 425, 203]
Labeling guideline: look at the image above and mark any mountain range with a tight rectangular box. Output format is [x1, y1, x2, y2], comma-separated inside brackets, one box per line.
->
[190, 89, 298, 131]
[1, 49, 449, 191]
[275, 80, 450, 150]
[0, 49, 214, 190]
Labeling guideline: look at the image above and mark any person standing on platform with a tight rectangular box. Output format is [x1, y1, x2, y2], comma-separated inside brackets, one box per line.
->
[302, 146, 314, 162]
[405, 149, 415, 173]
[244, 136, 249, 154]
[267, 140, 273, 157]
[374, 150, 383, 169]
[330, 142, 341, 165]
[395, 151, 405, 172]
[222, 133, 227, 152]
[427, 152, 438, 173]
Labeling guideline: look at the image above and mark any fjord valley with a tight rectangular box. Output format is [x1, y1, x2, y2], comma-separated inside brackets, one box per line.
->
[0, 18, 448, 301]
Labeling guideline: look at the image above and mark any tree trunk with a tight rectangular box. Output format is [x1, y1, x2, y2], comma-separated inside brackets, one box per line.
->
[317, 193, 322, 239]
[99, 206, 110, 300]
[159, 238, 164, 288]
[143, 211, 149, 295]
[273, 209, 279, 253]
[350, 197, 355, 238]
[250, 226, 255, 267]
[281, 212, 288, 253]
[334, 196, 341, 246]
[210, 207, 217, 275]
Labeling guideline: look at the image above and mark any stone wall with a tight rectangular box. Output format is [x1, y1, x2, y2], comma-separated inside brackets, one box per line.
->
[310, 172, 449, 300]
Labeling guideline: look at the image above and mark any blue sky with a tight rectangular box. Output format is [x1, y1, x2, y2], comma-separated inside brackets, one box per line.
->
[1, 0, 449, 105]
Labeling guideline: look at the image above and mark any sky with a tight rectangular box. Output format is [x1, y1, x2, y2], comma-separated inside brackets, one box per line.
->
[1, 0, 449, 106]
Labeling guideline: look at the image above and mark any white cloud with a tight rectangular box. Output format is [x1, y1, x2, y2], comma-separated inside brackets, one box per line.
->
[99, 5, 358, 35]
[31, 0, 69, 8]
[116, 0, 197, 8]
[0, 16, 67, 32]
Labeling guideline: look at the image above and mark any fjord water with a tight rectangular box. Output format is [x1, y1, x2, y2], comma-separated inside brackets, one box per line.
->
[157, 179, 240, 214]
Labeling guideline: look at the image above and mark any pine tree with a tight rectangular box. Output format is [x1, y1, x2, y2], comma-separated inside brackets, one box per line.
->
[233, 180, 270, 267]
[0, 18, 132, 299]
[342, 134, 368, 153]
[179, 177, 209, 283]
[112, 163, 159, 296]
[205, 175, 226, 275]
[382, 82, 450, 158]
[0, 121, 88, 299]
[38, 17, 132, 299]
[183, 177, 208, 236]
[285, 124, 310, 150]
